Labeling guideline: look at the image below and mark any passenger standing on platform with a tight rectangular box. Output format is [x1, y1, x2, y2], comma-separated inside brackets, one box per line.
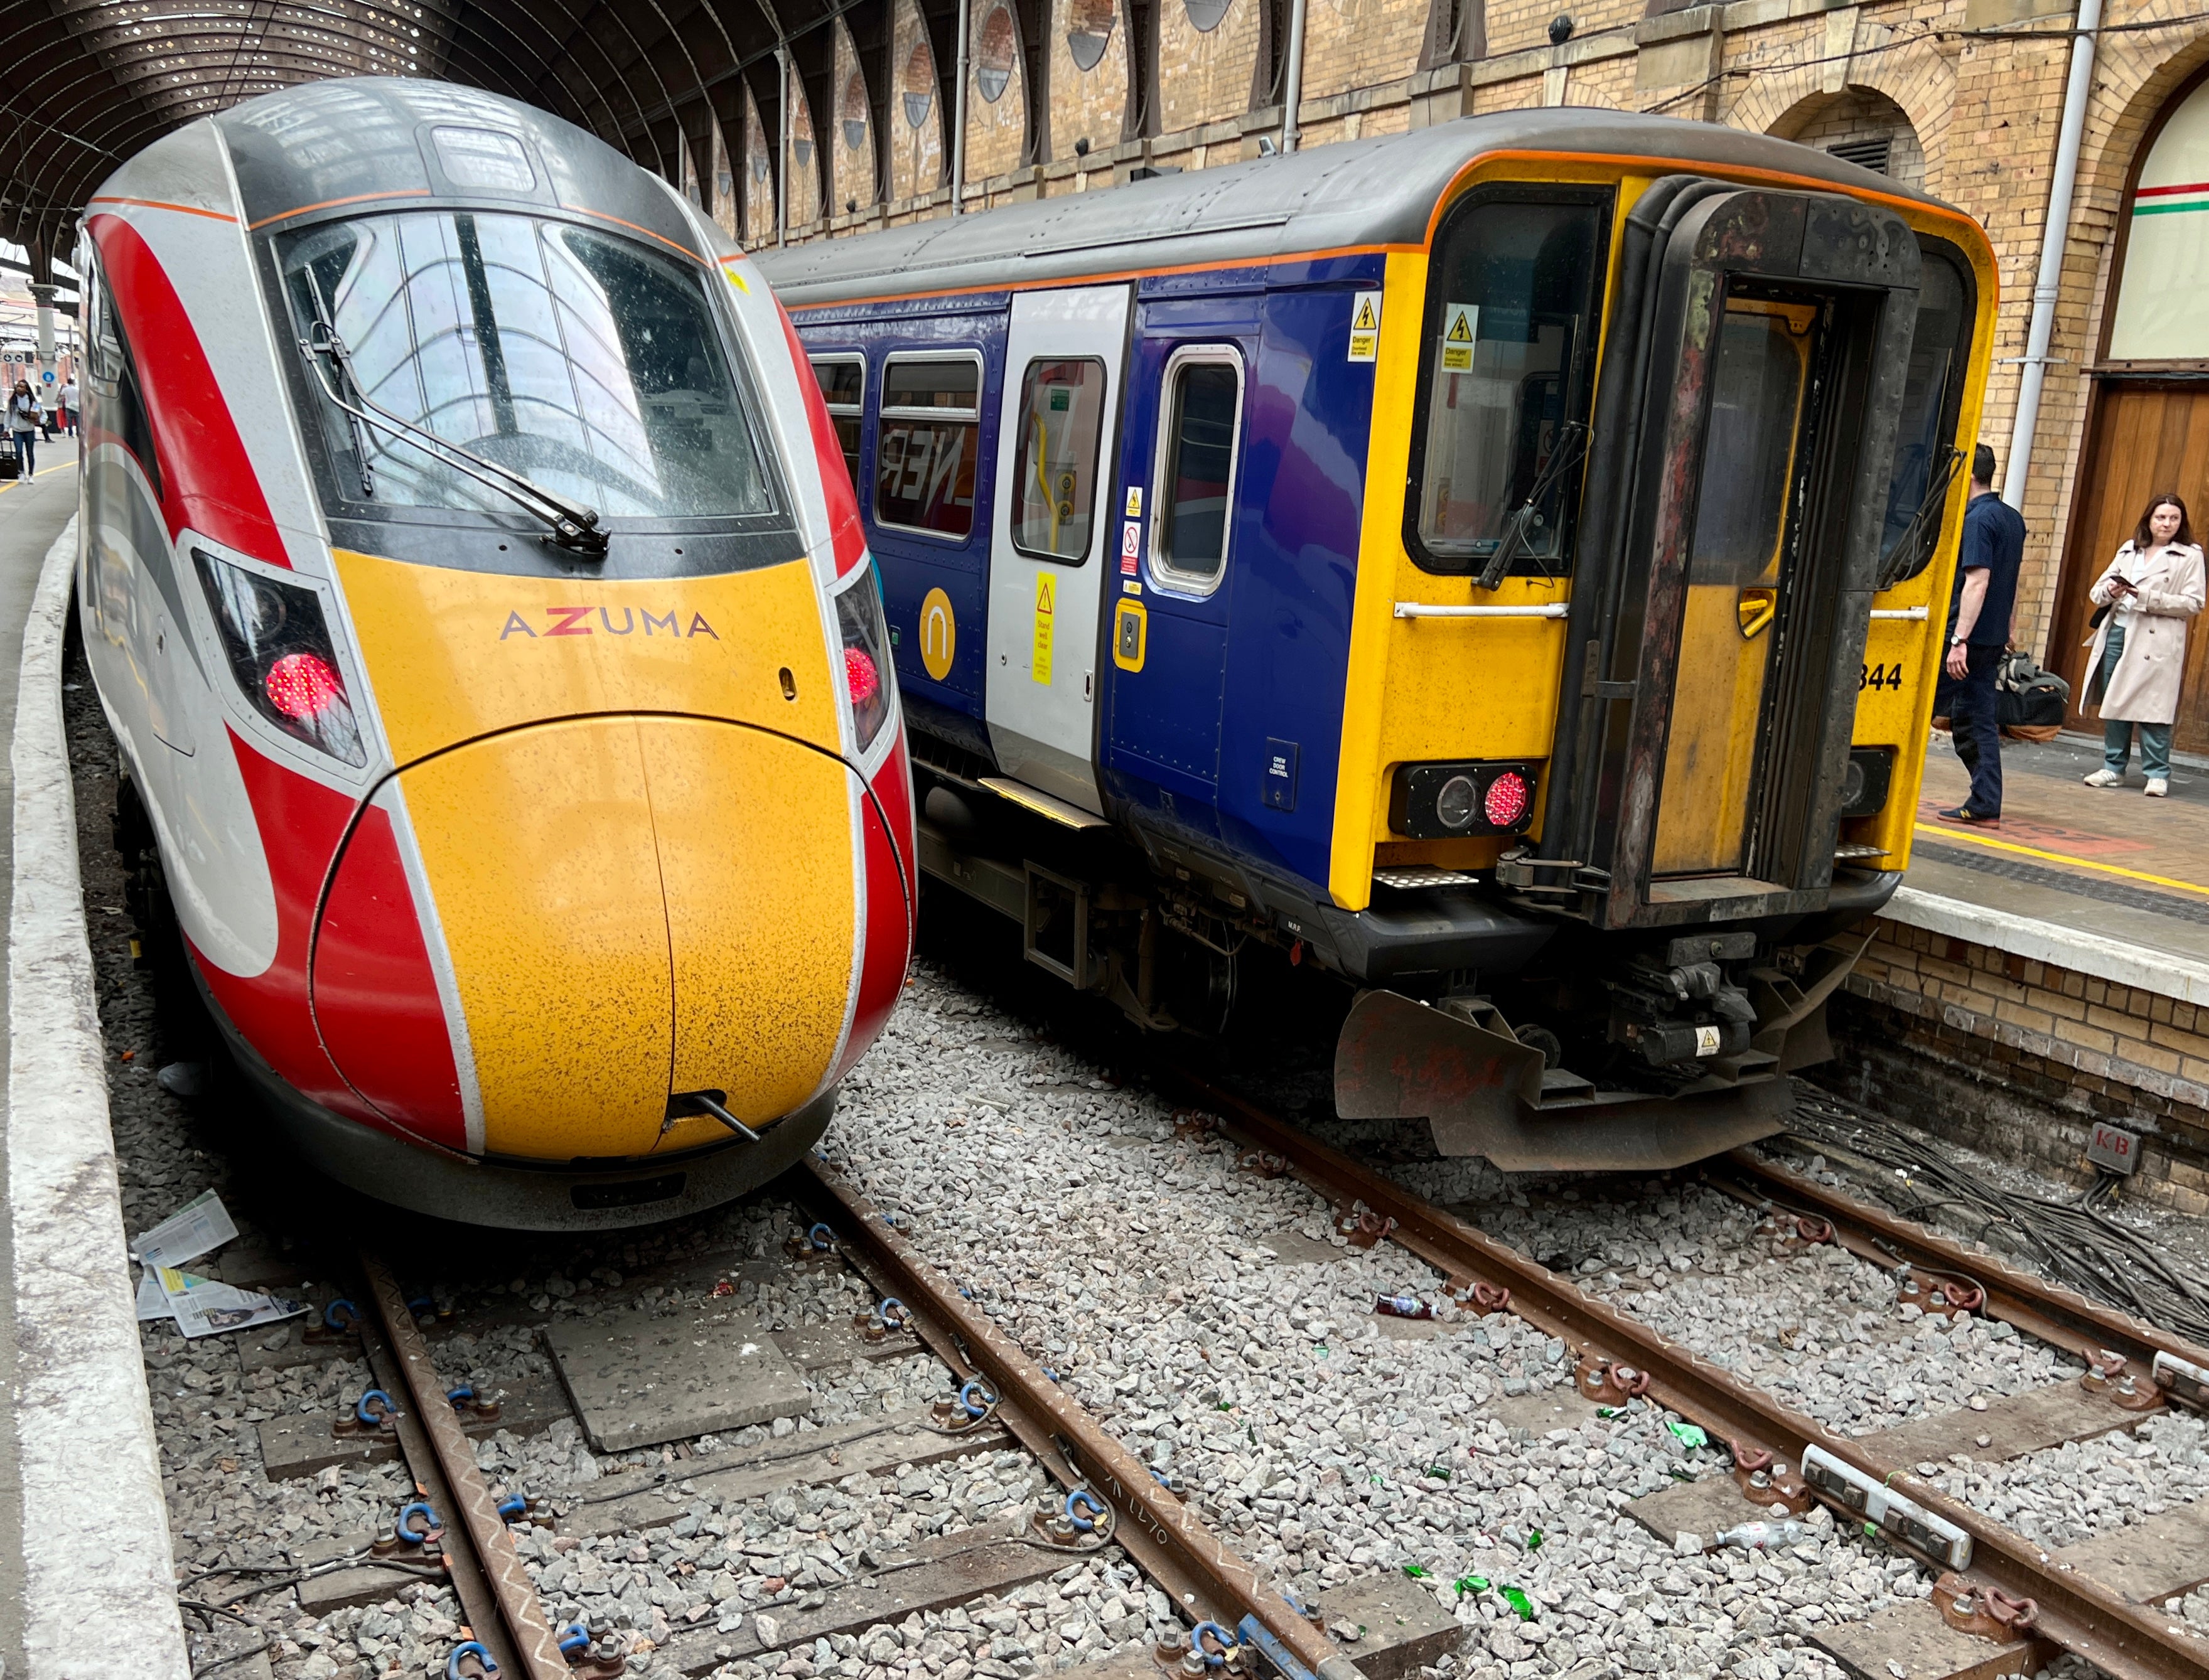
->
[2081, 493, 2205, 798]
[1935, 444, 2026, 827]
[6, 380, 41, 480]
[59, 377, 78, 437]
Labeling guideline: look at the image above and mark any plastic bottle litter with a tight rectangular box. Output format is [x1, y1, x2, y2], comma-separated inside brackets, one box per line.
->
[1375, 1294, 1434, 1319]
[1715, 1520, 1814, 1550]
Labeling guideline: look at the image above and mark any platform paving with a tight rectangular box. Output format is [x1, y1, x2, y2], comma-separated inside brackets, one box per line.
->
[1911, 732, 2209, 976]
[0, 442, 86, 1680]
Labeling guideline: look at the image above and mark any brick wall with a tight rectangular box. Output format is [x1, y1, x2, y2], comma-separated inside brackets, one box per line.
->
[888, 0, 947, 207]
[967, 0, 1031, 180]
[1834, 918, 2209, 1212]
[758, 0, 2209, 680]
[832, 19, 879, 218]
[1049, 0, 1134, 158]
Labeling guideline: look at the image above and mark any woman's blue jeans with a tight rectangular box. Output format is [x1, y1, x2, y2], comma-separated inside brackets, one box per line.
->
[2099, 621, 2173, 778]
[9, 429, 32, 480]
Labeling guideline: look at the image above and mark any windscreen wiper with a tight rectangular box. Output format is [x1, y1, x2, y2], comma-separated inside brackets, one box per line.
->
[1876, 445, 1964, 591]
[298, 319, 609, 555]
[1479, 420, 1590, 591]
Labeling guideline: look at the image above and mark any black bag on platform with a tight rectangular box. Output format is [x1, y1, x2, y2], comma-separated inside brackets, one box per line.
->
[1997, 650, 2070, 732]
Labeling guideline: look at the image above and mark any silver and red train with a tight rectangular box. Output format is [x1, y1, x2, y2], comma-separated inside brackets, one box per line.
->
[75, 77, 912, 1229]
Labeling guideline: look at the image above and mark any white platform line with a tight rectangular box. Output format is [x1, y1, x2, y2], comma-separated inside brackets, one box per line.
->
[7, 520, 190, 1679]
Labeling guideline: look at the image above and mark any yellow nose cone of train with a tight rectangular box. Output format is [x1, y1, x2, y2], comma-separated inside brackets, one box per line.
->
[333, 552, 857, 1160]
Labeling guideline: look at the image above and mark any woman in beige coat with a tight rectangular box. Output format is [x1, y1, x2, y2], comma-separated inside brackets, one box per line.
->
[2082, 492, 2205, 797]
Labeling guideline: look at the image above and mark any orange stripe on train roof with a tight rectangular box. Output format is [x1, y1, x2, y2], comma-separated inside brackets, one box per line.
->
[247, 189, 432, 230]
[87, 195, 238, 223]
[785, 147, 1988, 314]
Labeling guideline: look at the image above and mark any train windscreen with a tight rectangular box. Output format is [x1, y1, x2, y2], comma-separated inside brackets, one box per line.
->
[278, 211, 777, 526]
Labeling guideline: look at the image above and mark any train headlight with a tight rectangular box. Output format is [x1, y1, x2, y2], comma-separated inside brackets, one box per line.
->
[1434, 774, 1478, 830]
[1839, 747, 1895, 819]
[832, 569, 893, 753]
[1389, 761, 1541, 840]
[192, 548, 366, 767]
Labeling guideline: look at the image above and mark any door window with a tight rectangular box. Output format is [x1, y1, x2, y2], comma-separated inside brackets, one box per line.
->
[1149, 348, 1243, 592]
[876, 353, 981, 537]
[809, 355, 864, 486]
[1010, 357, 1105, 562]
[1409, 191, 1609, 578]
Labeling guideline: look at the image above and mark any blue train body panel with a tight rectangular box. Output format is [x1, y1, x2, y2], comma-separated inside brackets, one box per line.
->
[792, 252, 1383, 906]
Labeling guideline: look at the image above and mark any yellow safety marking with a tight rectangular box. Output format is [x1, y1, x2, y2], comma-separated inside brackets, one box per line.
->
[643, 717, 854, 1142]
[721, 261, 752, 294]
[1911, 823, 2209, 901]
[1441, 303, 1476, 372]
[1113, 598, 1147, 672]
[1032, 571, 1055, 683]
[919, 586, 957, 682]
[0, 454, 77, 494]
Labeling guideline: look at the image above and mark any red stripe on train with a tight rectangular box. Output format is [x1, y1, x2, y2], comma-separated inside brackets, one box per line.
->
[778, 301, 868, 579]
[86, 214, 288, 566]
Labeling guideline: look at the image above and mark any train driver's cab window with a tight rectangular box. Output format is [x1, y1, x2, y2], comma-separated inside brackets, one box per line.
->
[1011, 358, 1106, 562]
[1876, 248, 1974, 586]
[810, 356, 864, 488]
[1411, 191, 1609, 579]
[1149, 348, 1244, 593]
[876, 353, 981, 537]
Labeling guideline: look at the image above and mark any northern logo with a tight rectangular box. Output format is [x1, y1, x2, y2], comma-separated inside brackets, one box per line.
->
[499, 607, 720, 640]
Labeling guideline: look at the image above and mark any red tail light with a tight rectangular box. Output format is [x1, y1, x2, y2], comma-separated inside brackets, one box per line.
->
[1484, 771, 1530, 828]
[844, 645, 880, 707]
[832, 571, 893, 752]
[264, 651, 346, 721]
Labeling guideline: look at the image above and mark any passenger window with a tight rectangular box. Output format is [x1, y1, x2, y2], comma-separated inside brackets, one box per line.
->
[1150, 349, 1243, 591]
[1409, 190, 1609, 580]
[809, 355, 864, 487]
[1010, 358, 1105, 563]
[876, 354, 981, 537]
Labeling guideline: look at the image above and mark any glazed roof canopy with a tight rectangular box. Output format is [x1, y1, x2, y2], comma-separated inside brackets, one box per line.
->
[0, 0, 928, 276]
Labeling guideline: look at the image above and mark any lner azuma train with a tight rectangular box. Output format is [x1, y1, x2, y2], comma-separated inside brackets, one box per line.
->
[761, 110, 1994, 1172]
[76, 78, 913, 1229]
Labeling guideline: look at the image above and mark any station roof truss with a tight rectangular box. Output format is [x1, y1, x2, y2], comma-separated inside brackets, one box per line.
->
[0, 0, 962, 276]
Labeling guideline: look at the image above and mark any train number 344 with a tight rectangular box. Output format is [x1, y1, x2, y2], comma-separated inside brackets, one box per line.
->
[1859, 662, 1905, 693]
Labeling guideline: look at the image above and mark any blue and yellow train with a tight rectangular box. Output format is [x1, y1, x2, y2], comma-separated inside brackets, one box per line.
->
[760, 109, 1994, 1171]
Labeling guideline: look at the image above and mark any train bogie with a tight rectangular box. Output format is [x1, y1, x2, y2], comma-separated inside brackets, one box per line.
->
[78, 78, 913, 1228]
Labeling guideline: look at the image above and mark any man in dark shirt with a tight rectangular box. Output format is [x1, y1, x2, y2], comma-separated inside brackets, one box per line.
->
[1936, 444, 2026, 825]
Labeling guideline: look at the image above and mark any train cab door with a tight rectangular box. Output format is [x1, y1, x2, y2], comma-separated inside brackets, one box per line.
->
[1539, 186, 1923, 930]
[982, 284, 1132, 813]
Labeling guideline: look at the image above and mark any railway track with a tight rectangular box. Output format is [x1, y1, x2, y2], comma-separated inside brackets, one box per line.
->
[242, 1177, 1417, 1680]
[1171, 1066, 2209, 1680]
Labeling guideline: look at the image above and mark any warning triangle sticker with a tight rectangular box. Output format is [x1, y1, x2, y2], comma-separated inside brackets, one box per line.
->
[1446, 309, 1474, 343]
[1036, 576, 1055, 614]
[1353, 297, 1379, 332]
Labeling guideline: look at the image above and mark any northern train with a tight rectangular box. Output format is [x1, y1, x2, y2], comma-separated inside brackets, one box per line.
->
[77, 78, 913, 1229]
[761, 112, 1995, 1171]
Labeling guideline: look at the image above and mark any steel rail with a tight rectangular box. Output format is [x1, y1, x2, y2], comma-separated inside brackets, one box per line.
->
[1713, 1147, 2209, 1382]
[795, 1157, 1368, 1680]
[361, 1252, 571, 1680]
[353, 1307, 522, 1676]
[1170, 1070, 2209, 1680]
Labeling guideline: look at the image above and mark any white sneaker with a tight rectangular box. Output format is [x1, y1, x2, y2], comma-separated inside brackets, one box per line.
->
[2147, 778, 2170, 798]
[2083, 768, 2123, 788]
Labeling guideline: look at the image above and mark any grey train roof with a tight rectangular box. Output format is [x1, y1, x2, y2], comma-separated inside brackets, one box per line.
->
[207, 78, 706, 262]
[756, 108, 1953, 309]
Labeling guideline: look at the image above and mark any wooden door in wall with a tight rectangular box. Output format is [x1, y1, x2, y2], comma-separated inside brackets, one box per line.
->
[2051, 380, 2209, 753]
